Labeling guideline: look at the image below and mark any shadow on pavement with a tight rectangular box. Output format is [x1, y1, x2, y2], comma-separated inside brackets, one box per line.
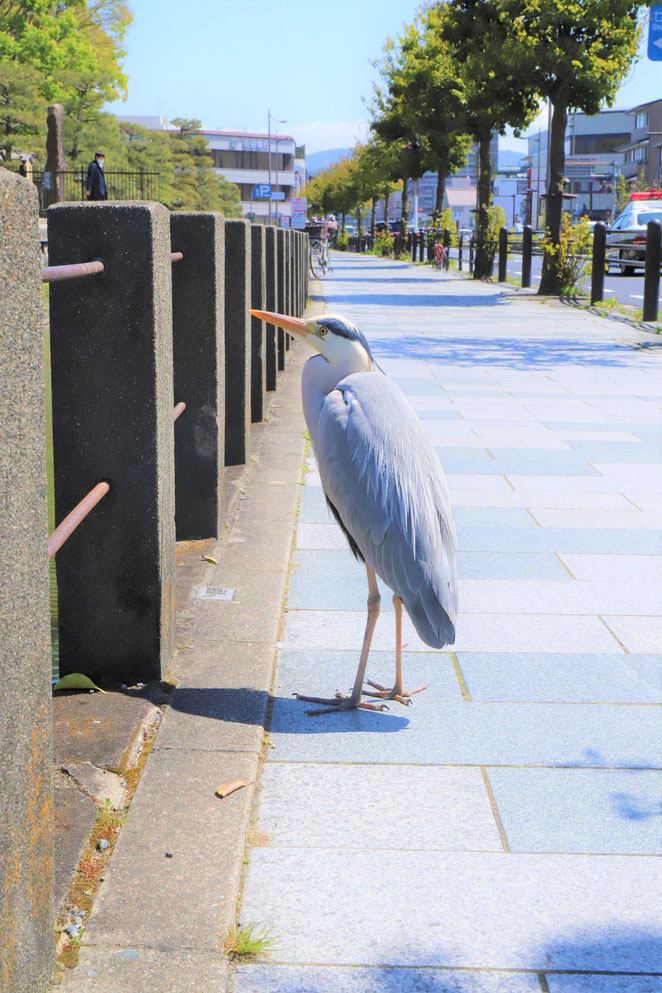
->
[332, 293, 509, 308]
[373, 335, 637, 368]
[168, 686, 410, 734]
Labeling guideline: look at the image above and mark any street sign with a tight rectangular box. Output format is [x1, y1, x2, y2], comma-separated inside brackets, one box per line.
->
[271, 192, 285, 201]
[291, 213, 306, 229]
[252, 183, 272, 199]
[648, 3, 662, 60]
[291, 197, 307, 211]
[517, 179, 529, 194]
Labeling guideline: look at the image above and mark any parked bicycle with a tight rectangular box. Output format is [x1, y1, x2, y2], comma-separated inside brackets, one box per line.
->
[309, 238, 332, 279]
[433, 241, 449, 272]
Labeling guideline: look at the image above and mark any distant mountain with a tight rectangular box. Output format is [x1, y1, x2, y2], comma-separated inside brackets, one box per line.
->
[306, 148, 350, 175]
[499, 149, 526, 169]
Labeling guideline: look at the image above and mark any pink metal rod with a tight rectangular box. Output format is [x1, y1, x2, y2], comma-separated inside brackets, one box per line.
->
[173, 401, 186, 421]
[48, 481, 110, 560]
[41, 260, 105, 283]
[171, 252, 184, 262]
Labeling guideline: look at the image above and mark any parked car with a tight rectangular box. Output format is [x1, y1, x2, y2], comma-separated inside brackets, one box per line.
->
[606, 190, 662, 273]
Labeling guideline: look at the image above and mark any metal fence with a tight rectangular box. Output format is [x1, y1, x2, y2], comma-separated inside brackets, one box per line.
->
[32, 169, 160, 211]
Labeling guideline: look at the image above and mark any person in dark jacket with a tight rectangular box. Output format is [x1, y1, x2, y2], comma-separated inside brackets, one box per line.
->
[86, 151, 107, 201]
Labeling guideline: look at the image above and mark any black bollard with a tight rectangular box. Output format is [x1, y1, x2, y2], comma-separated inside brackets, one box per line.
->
[458, 234, 463, 271]
[643, 219, 661, 323]
[469, 236, 474, 274]
[522, 225, 532, 288]
[498, 226, 508, 282]
[590, 221, 607, 305]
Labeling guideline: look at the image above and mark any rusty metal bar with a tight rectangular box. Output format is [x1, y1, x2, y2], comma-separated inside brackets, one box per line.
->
[171, 252, 183, 262]
[173, 401, 186, 421]
[41, 260, 104, 283]
[47, 481, 110, 560]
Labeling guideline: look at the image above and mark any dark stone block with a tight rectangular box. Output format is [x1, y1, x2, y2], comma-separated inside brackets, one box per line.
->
[264, 226, 278, 391]
[47, 201, 176, 686]
[224, 219, 251, 465]
[250, 225, 267, 422]
[276, 228, 286, 370]
[0, 169, 54, 992]
[170, 212, 225, 540]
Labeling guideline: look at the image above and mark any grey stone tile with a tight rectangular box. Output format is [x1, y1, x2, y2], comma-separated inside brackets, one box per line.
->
[255, 764, 501, 850]
[488, 767, 662, 854]
[457, 552, 570, 579]
[240, 849, 662, 970]
[458, 580, 662, 617]
[547, 976, 662, 993]
[529, 509, 660, 530]
[602, 616, 662, 655]
[558, 554, 662, 582]
[457, 652, 662, 703]
[455, 526, 658, 554]
[268, 699, 660, 768]
[60, 946, 229, 992]
[234, 965, 542, 992]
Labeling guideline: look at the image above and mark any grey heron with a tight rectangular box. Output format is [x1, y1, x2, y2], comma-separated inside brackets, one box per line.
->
[251, 309, 458, 715]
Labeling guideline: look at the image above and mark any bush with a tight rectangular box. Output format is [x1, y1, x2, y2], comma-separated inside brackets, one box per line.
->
[541, 214, 591, 296]
[485, 204, 507, 274]
[335, 230, 349, 251]
[438, 207, 458, 246]
[374, 229, 395, 257]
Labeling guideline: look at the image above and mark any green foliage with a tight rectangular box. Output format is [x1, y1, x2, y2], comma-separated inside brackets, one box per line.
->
[540, 213, 592, 295]
[375, 229, 395, 256]
[0, 0, 133, 161]
[335, 230, 349, 251]
[438, 207, 457, 246]
[166, 119, 242, 215]
[633, 168, 650, 192]
[485, 203, 507, 273]
[614, 172, 629, 215]
[222, 923, 276, 961]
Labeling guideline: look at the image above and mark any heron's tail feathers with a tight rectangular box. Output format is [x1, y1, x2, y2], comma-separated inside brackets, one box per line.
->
[404, 585, 456, 649]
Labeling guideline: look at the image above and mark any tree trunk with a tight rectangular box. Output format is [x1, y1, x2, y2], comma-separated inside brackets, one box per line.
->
[400, 177, 409, 237]
[341, 213, 346, 235]
[434, 154, 447, 226]
[371, 196, 377, 241]
[473, 131, 493, 279]
[539, 97, 568, 295]
[384, 190, 390, 226]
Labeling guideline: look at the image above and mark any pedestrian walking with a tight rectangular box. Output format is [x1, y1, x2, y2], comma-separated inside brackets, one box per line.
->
[86, 151, 107, 201]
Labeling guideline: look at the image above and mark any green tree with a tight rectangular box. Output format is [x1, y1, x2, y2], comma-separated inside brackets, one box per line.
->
[355, 139, 399, 239]
[0, 61, 43, 162]
[614, 172, 629, 215]
[438, 0, 538, 278]
[168, 118, 242, 215]
[498, 0, 647, 294]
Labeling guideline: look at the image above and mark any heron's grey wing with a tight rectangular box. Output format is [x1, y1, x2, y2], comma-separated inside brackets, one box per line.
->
[313, 372, 457, 648]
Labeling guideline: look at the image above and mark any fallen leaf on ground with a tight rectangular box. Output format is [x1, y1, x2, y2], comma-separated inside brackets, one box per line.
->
[53, 673, 106, 694]
[202, 555, 217, 564]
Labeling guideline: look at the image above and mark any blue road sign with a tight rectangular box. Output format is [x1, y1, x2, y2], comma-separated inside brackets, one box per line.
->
[648, 3, 662, 60]
[252, 183, 272, 199]
[271, 192, 285, 201]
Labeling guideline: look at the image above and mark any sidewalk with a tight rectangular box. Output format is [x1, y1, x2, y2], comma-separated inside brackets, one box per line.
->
[234, 255, 662, 992]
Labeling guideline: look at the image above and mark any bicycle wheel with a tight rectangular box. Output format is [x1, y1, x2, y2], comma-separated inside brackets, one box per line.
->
[309, 247, 323, 279]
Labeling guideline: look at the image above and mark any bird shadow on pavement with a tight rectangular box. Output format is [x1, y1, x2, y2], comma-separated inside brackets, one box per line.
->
[166, 686, 410, 735]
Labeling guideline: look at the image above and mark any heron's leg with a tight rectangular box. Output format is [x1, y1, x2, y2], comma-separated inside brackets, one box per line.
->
[363, 594, 428, 705]
[294, 566, 387, 715]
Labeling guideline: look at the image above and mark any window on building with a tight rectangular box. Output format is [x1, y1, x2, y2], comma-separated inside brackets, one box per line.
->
[635, 111, 649, 130]
[635, 146, 647, 163]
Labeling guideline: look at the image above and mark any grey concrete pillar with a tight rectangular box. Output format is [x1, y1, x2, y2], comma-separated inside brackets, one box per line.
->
[250, 224, 267, 422]
[48, 202, 175, 686]
[0, 170, 54, 993]
[46, 103, 66, 205]
[284, 230, 292, 350]
[170, 212, 225, 540]
[264, 226, 278, 391]
[276, 228, 286, 370]
[224, 219, 251, 465]
[297, 232, 304, 316]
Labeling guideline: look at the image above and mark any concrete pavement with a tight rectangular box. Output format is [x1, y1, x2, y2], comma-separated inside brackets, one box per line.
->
[234, 255, 662, 992]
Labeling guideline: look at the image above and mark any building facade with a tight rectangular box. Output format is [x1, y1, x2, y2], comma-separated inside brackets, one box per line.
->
[619, 99, 662, 188]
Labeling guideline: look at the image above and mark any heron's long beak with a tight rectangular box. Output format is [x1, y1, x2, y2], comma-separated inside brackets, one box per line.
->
[250, 309, 308, 338]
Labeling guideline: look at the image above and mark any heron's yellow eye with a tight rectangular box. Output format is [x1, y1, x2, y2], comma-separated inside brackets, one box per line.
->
[319, 327, 328, 336]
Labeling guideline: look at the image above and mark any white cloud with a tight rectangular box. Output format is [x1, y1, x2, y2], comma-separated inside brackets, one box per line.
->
[288, 119, 368, 154]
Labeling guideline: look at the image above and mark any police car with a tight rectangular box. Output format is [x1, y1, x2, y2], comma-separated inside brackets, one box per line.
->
[606, 190, 662, 273]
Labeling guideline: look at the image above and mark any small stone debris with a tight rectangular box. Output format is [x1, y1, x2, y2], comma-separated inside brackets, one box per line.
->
[64, 925, 80, 936]
[165, 851, 173, 858]
[97, 839, 110, 851]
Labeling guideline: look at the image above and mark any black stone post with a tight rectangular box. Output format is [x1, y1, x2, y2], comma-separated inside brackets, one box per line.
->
[224, 219, 251, 465]
[522, 225, 532, 288]
[170, 212, 225, 540]
[498, 226, 508, 282]
[418, 231, 425, 262]
[443, 228, 451, 250]
[48, 202, 175, 686]
[410, 232, 417, 261]
[459, 234, 463, 271]
[250, 224, 267, 422]
[0, 168, 54, 993]
[264, 226, 278, 390]
[590, 221, 607, 306]
[469, 236, 474, 274]
[45, 103, 66, 206]
[285, 229, 292, 351]
[643, 220, 661, 323]
[276, 229, 286, 370]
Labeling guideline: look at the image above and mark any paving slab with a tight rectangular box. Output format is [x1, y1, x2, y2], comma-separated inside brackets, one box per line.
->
[60, 946, 229, 992]
[546, 976, 662, 993]
[240, 849, 662, 971]
[233, 965, 543, 992]
[488, 766, 662, 855]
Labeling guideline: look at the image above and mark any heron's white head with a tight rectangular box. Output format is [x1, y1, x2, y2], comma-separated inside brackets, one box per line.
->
[250, 310, 375, 377]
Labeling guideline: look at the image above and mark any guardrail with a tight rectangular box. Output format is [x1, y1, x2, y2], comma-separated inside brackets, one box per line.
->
[0, 168, 309, 993]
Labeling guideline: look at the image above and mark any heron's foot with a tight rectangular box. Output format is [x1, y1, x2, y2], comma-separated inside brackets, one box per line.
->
[362, 681, 428, 706]
[292, 691, 389, 717]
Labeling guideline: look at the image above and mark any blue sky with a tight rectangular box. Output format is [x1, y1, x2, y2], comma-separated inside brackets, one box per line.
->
[113, 0, 661, 154]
